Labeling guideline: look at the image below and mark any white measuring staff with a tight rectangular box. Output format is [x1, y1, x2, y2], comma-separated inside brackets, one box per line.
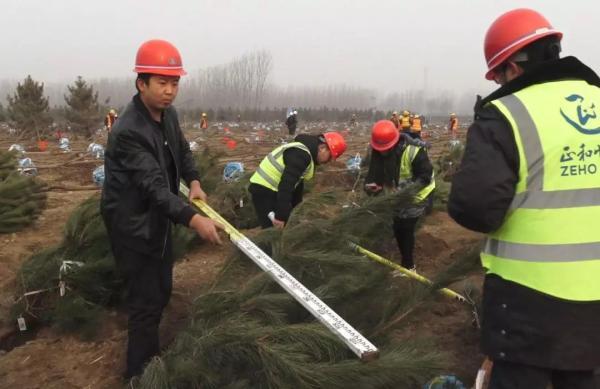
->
[180, 183, 379, 360]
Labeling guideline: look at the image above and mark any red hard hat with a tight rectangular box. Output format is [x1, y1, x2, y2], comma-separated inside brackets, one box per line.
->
[134, 39, 187, 76]
[323, 132, 347, 160]
[370, 120, 400, 151]
[484, 9, 562, 80]
[226, 139, 237, 150]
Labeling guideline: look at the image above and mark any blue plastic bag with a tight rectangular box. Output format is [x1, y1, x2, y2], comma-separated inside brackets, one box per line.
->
[346, 153, 362, 172]
[223, 162, 244, 182]
[424, 375, 466, 389]
[92, 165, 105, 186]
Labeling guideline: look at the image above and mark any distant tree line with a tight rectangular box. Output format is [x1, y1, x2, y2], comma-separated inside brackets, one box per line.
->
[179, 107, 388, 125]
[0, 50, 477, 137]
[178, 107, 460, 127]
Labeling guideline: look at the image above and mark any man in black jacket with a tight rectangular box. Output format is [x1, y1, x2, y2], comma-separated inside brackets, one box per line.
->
[249, 132, 346, 228]
[285, 110, 298, 136]
[365, 120, 435, 271]
[449, 9, 600, 389]
[101, 39, 222, 379]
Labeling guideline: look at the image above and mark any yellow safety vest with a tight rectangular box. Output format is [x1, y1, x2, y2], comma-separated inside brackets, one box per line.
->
[411, 118, 422, 131]
[481, 80, 600, 301]
[399, 145, 435, 202]
[249, 142, 315, 191]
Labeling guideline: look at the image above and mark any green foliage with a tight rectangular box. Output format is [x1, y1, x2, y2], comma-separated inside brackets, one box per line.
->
[13, 194, 196, 338]
[193, 147, 258, 229]
[6, 75, 51, 138]
[194, 146, 223, 194]
[0, 151, 47, 233]
[49, 295, 104, 340]
[432, 142, 465, 210]
[138, 188, 481, 388]
[210, 173, 258, 229]
[139, 358, 171, 389]
[432, 178, 450, 212]
[0, 150, 17, 180]
[436, 143, 465, 182]
[64, 76, 101, 136]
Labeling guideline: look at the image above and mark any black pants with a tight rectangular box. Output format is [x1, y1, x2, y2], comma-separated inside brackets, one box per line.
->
[250, 189, 277, 229]
[392, 216, 419, 269]
[489, 360, 597, 389]
[113, 240, 174, 378]
[288, 126, 296, 136]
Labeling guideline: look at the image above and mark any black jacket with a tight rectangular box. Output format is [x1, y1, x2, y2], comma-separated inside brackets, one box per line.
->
[449, 57, 600, 369]
[101, 94, 200, 256]
[249, 134, 320, 222]
[285, 115, 298, 130]
[365, 139, 433, 189]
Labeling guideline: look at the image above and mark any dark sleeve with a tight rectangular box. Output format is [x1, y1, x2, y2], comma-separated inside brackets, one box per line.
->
[365, 148, 385, 186]
[410, 148, 433, 186]
[178, 130, 201, 185]
[448, 108, 518, 233]
[115, 129, 196, 226]
[275, 148, 311, 221]
[291, 181, 304, 208]
[360, 145, 371, 168]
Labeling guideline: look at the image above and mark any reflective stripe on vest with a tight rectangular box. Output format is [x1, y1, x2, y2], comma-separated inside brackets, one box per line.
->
[482, 80, 600, 301]
[399, 145, 435, 202]
[249, 142, 315, 191]
[411, 118, 422, 131]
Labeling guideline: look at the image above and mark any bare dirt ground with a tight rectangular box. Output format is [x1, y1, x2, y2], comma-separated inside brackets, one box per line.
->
[0, 124, 482, 388]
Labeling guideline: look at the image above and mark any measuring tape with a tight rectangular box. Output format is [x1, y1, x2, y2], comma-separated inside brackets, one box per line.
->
[349, 242, 467, 302]
[180, 183, 379, 361]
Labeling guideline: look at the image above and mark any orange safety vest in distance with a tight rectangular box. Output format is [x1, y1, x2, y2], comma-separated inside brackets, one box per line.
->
[105, 115, 115, 130]
[411, 118, 422, 131]
[450, 118, 458, 131]
[401, 116, 411, 129]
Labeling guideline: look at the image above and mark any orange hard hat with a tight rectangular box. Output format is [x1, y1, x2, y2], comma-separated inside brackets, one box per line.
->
[322, 132, 347, 160]
[370, 120, 399, 152]
[484, 8, 562, 80]
[134, 39, 187, 76]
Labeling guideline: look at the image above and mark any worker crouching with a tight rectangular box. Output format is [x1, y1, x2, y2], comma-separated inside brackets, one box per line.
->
[249, 132, 346, 229]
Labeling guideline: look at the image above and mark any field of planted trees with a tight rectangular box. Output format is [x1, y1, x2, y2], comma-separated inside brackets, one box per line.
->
[0, 103, 487, 388]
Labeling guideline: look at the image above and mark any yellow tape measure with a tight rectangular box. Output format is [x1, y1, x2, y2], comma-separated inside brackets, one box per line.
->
[180, 183, 379, 360]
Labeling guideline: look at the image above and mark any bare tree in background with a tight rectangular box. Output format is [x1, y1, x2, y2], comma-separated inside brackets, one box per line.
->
[0, 49, 474, 116]
[253, 50, 272, 109]
[189, 50, 273, 109]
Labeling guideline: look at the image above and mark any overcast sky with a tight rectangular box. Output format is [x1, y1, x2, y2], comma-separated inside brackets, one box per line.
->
[1, 0, 597, 96]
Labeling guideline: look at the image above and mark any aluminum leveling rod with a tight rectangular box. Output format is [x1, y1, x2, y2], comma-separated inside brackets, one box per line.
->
[349, 243, 467, 302]
[180, 183, 379, 361]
